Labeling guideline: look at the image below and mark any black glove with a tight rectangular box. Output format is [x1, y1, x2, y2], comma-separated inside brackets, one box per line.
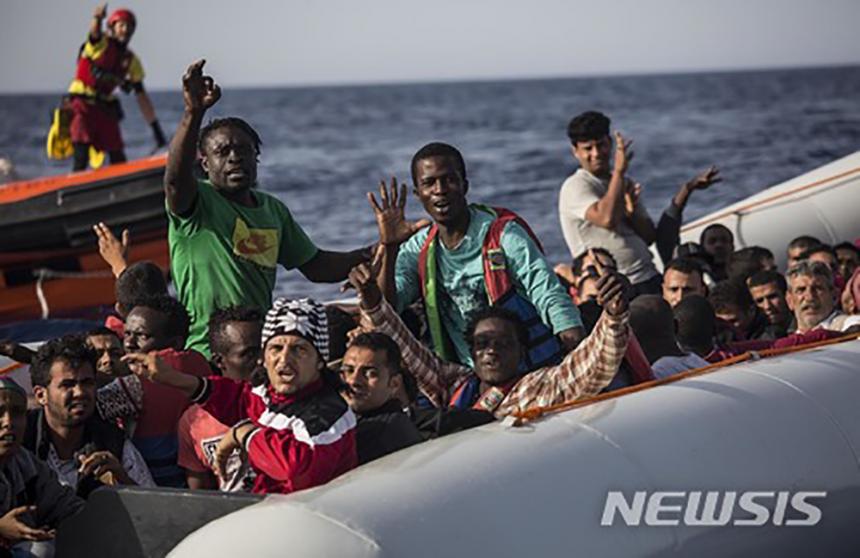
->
[151, 120, 167, 148]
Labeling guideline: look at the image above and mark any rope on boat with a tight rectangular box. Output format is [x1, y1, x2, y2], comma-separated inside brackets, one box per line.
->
[0, 362, 24, 376]
[680, 165, 860, 233]
[509, 331, 860, 426]
[32, 267, 114, 319]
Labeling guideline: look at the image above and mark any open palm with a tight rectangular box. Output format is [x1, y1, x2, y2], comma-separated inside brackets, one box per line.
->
[368, 177, 430, 246]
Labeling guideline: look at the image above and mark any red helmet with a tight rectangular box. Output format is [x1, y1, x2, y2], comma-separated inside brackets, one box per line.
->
[107, 8, 136, 28]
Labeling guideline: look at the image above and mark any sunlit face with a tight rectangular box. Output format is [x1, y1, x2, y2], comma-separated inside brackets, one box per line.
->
[572, 136, 612, 178]
[662, 269, 706, 307]
[749, 282, 790, 327]
[413, 156, 468, 226]
[470, 317, 523, 386]
[34, 360, 96, 428]
[787, 274, 834, 332]
[263, 334, 322, 395]
[0, 391, 27, 463]
[201, 127, 259, 195]
[124, 307, 174, 353]
[340, 346, 400, 414]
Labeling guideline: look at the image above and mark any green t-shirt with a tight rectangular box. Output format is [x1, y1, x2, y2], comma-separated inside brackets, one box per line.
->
[167, 180, 318, 356]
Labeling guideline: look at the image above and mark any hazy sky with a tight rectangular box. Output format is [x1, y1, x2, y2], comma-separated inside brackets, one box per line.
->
[2, 0, 859, 93]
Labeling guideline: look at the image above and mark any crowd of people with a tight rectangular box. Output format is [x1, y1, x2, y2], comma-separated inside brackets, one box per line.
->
[0, 58, 859, 555]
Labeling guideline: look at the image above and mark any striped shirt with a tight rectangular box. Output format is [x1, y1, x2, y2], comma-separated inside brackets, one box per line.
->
[361, 299, 630, 418]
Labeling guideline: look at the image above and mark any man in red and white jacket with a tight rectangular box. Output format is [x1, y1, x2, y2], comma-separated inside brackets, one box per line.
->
[124, 298, 357, 494]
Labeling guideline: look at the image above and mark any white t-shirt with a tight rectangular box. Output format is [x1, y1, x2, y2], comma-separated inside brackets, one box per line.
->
[813, 310, 860, 332]
[558, 169, 658, 284]
[651, 353, 710, 379]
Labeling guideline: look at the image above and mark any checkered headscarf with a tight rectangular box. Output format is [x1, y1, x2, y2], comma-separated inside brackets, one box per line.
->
[261, 298, 330, 361]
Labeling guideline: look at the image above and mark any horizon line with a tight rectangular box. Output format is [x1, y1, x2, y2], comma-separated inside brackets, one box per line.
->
[2, 60, 858, 97]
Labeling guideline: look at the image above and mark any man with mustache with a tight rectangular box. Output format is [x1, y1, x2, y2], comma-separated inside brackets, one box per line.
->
[786, 261, 860, 333]
[25, 336, 154, 498]
[165, 61, 374, 358]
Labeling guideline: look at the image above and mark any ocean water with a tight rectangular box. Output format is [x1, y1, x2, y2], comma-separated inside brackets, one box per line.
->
[1, 66, 859, 301]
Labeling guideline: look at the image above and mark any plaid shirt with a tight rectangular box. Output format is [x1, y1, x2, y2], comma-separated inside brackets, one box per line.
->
[361, 299, 630, 418]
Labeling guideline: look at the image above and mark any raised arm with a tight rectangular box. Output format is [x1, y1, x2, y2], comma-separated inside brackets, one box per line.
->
[624, 181, 657, 245]
[655, 166, 721, 265]
[89, 3, 106, 42]
[584, 132, 633, 230]
[497, 268, 630, 417]
[164, 60, 221, 216]
[350, 262, 468, 407]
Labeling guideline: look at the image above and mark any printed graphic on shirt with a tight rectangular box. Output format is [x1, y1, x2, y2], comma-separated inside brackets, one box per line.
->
[232, 218, 279, 268]
[200, 433, 254, 492]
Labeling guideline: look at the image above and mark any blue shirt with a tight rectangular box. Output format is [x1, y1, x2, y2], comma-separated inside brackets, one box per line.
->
[394, 205, 582, 365]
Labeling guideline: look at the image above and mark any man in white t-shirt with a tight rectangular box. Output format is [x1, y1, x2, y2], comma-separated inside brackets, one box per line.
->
[558, 111, 661, 297]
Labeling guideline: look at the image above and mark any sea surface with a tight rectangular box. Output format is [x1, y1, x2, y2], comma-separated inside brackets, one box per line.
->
[1, 65, 859, 301]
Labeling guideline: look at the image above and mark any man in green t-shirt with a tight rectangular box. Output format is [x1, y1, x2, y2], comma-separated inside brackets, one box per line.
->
[164, 60, 373, 356]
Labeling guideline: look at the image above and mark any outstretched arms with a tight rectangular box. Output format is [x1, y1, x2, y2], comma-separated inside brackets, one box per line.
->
[164, 60, 221, 216]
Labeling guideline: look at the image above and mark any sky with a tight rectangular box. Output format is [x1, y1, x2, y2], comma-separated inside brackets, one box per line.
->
[2, 0, 859, 93]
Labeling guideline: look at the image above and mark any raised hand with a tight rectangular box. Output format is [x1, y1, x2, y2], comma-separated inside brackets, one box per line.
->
[348, 262, 382, 308]
[613, 132, 634, 175]
[93, 3, 108, 20]
[684, 165, 722, 192]
[182, 59, 221, 113]
[93, 222, 129, 277]
[623, 180, 642, 216]
[368, 177, 431, 246]
[592, 251, 628, 316]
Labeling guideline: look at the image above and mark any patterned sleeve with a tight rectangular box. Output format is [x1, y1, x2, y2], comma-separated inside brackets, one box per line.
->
[121, 440, 156, 487]
[361, 298, 470, 408]
[495, 310, 630, 417]
[97, 375, 143, 421]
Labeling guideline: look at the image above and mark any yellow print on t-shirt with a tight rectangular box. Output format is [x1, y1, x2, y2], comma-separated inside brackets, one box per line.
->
[232, 218, 278, 268]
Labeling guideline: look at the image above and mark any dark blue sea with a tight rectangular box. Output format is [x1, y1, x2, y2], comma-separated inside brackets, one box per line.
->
[1, 66, 859, 301]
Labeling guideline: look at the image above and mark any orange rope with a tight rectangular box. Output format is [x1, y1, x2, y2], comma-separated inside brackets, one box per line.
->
[681, 165, 860, 233]
[0, 362, 24, 376]
[511, 332, 860, 425]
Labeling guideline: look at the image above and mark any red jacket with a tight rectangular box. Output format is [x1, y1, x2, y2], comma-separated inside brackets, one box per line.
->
[194, 376, 357, 495]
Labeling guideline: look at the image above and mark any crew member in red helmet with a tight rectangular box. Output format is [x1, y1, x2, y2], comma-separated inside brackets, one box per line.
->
[66, 3, 167, 171]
